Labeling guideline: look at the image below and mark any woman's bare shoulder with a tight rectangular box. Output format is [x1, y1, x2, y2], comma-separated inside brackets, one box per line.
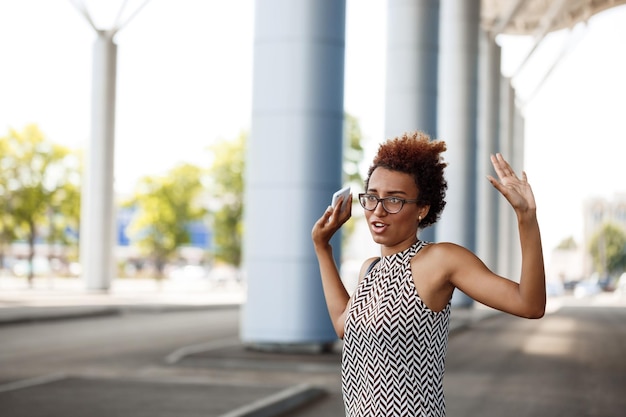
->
[417, 241, 480, 271]
[359, 256, 380, 276]
[421, 241, 469, 256]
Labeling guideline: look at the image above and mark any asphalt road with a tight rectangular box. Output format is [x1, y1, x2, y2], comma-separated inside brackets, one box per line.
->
[0, 307, 240, 383]
[443, 303, 626, 417]
[1, 295, 625, 417]
[283, 296, 626, 417]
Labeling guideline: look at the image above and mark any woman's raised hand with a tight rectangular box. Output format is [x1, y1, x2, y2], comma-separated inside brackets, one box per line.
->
[487, 153, 537, 214]
[311, 195, 353, 248]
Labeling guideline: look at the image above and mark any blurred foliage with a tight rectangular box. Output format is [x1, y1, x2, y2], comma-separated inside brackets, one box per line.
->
[207, 132, 245, 266]
[0, 124, 81, 284]
[342, 113, 366, 243]
[343, 113, 365, 186]
[206, 115, 366, 266]
[123, 163, 208, 278]
[588, 222, 626, 276]
[556, 236, 578, 250]
[0, 137, 17, 269]
[0, 115, 367, 279]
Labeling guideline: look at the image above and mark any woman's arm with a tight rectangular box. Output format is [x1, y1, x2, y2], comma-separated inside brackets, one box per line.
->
[513, 210, 546, 317]
[311, 195, 353, 338]
[450, 154, 546, 318]
[489, 153, 546, 317]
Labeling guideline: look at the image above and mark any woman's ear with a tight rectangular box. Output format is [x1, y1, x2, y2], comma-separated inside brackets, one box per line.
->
[418, 205, 430, 222]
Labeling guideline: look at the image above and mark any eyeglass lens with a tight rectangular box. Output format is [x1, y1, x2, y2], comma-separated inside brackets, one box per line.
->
[360, 195, 404, 213]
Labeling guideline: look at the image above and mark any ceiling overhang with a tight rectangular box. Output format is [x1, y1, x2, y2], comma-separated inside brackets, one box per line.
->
[482, 0, 626, 36]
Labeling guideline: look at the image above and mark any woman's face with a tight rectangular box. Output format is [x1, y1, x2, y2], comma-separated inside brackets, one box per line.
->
[364, 167, 425, 255]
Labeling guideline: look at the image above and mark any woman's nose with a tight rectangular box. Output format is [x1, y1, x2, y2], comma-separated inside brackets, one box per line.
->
[373, 200, 387, 216]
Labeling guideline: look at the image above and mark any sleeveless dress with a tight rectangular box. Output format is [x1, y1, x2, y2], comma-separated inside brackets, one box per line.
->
[342, 241, 451, 417]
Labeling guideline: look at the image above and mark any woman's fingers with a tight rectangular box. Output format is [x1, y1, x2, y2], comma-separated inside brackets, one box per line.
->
[491, 153, 517, 181]
[330, 195, 352, 222]
[488, 154, 538, 212]
[312, 195, 352, 244]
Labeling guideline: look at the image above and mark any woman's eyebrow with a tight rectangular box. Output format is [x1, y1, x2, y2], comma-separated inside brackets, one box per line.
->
[367, 188, 408, 196]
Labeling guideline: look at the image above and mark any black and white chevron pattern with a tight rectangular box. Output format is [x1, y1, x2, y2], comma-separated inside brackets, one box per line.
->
[342, 241, 451, 417]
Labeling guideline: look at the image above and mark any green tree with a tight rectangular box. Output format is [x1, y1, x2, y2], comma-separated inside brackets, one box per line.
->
[124, 163, 207, 279]
[46, 168, 82, 262]
[0, 125, 79, 285]
[0, 209, 17, 273]
[588, 222, 626, 276]
[208, 133, 246, 266]
[0, 137, 17, 271]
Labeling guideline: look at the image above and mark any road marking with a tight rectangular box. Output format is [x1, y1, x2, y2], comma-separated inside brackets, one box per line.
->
[0, 373, 67, 393]
[164, 337, 240, 364]
[217, 383, 326, 417]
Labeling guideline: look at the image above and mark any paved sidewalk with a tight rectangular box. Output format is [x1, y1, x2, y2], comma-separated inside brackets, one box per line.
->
[0, 275, 502, 328]
[0, 275, 246, 325]
[0, 275, 502, 416]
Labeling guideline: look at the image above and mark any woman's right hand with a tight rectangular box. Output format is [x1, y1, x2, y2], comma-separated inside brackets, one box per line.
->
[311, 194, 352, 250]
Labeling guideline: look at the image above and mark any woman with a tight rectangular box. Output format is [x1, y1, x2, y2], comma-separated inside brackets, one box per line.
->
[311, 131, 545, 417]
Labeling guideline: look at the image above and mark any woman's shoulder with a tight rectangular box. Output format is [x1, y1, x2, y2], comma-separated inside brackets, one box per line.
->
[418, 241, 477, 264]
[360, 256, 381, 275]
[420, 240, 465, 254]
[354, 256, 381, 285]
[414, 241, 479, 284]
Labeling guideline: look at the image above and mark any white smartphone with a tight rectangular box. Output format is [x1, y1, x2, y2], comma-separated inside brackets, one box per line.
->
[331, 186, 351, 212]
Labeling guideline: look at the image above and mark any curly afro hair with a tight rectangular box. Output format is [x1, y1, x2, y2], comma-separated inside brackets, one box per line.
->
[365, 131, 447, 228]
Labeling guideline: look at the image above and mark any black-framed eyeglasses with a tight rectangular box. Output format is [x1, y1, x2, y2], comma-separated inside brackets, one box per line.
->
[358, 193, 419, 214]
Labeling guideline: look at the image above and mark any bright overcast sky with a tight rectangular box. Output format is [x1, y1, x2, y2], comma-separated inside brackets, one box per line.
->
[1, 1, 625, 258]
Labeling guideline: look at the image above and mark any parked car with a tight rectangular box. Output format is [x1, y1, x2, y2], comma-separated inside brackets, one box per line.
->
[616, 273, 626, 294]
[574, 280, 602, 298]
[11, 258, 52, 277]
[546, 281, 565, 297]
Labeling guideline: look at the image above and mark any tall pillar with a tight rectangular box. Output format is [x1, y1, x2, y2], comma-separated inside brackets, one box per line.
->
[385, 0, 439, 242]
[497, 77, 515, 278]
[436, 0, 480, 306]
[80, 31, 117, 291]
[475, 30, 501, 271]
[241, 0, 346, 347]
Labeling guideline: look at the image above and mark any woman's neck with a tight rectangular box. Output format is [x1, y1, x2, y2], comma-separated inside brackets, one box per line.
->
[379, 237, 418, 257]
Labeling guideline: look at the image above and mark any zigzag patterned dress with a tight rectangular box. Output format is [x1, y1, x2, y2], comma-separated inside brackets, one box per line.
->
[342, 240, 451, 417]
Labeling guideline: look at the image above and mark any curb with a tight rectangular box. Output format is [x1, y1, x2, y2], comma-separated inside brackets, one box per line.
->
[217, 384, 326, 417]
[0, 306, 120, 325]
[0, 303, 241, 326]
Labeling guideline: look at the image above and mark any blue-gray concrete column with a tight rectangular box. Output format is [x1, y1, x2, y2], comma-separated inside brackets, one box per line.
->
[435, 0, 480, 247]
[80, 31, 117, 292]
[497, 77, 515, 278]
[475, 30, 501, 271]
[509, 106, 525, 279]
[436, 0, 480, 306]
[241, 0, 346, 346]
[385, 0, 439, 243]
